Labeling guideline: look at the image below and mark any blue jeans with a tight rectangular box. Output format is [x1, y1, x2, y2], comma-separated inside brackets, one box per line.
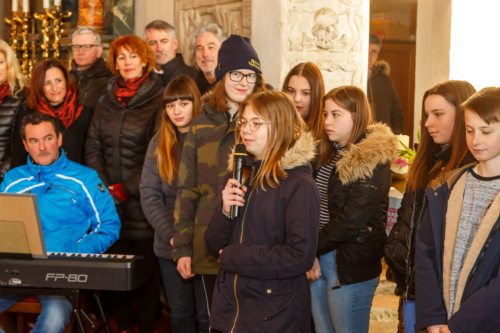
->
[403, 300, 416, 333]
[0, 294, 72, 333]
[310, 251, 379, 333]
[158, 257, 196, 333]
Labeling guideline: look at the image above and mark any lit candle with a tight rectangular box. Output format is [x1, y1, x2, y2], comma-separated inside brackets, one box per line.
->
[43, 0, 50, 9]
[12, 0, 19, 12]
[22, 0, 29, 13]
[54, 0, 61, 6]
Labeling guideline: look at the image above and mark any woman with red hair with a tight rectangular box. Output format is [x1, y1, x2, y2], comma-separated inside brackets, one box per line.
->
[85, 34, 164, 332]
[11, 59, 92, 167]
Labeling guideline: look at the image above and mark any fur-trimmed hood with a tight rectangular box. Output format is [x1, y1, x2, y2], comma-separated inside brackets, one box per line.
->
[228, 131, 316, 171]
[336, 122, 398, 185]
[371, 60, 391, 76]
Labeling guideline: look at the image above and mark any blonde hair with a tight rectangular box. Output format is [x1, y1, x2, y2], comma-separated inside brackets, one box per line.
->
[0, 40, 28, 96]
[236, 91, 306, 190]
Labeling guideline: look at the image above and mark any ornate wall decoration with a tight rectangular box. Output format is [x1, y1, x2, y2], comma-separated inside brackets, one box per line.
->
[174, 0, 251, 66]
[284, 0, 364, 89]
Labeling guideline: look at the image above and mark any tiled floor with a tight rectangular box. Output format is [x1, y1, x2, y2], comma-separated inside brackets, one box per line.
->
[370, 277, 399, 332]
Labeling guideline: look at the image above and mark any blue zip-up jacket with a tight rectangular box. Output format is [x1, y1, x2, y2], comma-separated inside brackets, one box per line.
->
[0, 150, 120, 254]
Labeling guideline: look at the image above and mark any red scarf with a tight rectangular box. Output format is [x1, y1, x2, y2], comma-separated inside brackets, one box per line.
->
[38, 86, 83, 129]
[0, 82, 12, 105]
[114, 72, 149, 106]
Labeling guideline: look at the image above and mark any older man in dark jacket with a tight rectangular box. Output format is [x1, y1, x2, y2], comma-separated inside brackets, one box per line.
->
[69, 28, 112, 110]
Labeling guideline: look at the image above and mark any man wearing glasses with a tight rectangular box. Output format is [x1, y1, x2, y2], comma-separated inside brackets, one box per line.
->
[69, 28, 112, 109]
[144, 20, 197, 87]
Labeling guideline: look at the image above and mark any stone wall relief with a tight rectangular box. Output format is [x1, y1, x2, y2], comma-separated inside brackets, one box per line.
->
[285, 0, 364, 89]
[174, 0, 251, 66]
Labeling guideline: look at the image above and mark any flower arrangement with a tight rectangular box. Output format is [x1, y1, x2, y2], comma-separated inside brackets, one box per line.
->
[391, 132, 419, 178]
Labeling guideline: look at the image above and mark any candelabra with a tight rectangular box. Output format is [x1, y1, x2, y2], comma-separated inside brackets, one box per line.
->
[34, 10, 51, 60]
[47, 5, 72, 59]
[17, 14, 31, 76]
[4, 12, 21, 53]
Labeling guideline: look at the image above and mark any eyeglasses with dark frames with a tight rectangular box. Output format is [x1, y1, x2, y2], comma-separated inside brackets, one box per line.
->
[228, 70, 258, 84]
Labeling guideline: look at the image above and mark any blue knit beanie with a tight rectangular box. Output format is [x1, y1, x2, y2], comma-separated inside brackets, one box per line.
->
[215, 34, 262, 81]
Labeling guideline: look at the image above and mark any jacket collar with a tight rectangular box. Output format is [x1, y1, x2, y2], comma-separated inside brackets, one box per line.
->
[159, 54, 186, 73]
[335, 122, 398, 185]
[371, 60, 391, 76]
[107, 72, 163, 109]
[26, 149, 68, 180]
[280, 131, 316, 170]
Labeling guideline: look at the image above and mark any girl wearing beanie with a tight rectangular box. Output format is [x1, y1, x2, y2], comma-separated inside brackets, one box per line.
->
[172, 34, 266, 332]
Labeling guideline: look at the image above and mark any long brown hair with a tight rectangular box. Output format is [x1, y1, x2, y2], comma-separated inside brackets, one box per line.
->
[236, 91, 306, 190]
[206, 73, 265, 112]
[282, 62, 325, 140]
[407, 80, 476, 191]
[318, 86, 373, 166]
[27, 59, 73, 109]
[157, 75, 201, 184]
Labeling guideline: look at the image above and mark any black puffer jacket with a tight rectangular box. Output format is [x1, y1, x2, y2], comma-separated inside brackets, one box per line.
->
[384, 189, 424, 298]
[0, 93, 23, 177]
[85, 73, 163, 240]
[70, 58, 112, 109]
[317, 123, 398, 285]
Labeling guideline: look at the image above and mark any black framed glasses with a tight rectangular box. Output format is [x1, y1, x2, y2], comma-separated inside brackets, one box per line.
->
[229, 70, 258, 84]
[236, 118, 271, 132]
[70, 44, 98, 51]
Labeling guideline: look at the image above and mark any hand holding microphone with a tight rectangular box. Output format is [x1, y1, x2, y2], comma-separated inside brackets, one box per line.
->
[221, 144, 247, 219]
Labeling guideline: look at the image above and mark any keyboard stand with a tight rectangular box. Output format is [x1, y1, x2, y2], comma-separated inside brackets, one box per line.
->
[0, 287, 111, 333]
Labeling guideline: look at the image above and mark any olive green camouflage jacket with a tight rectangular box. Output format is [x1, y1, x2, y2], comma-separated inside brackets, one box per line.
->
[172, 101, 236, 275]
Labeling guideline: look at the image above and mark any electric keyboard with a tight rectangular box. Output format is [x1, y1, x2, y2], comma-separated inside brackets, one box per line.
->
[0, 252, 150, 291]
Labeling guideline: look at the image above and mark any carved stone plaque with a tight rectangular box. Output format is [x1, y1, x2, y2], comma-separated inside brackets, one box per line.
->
[174, 0, 251, 66]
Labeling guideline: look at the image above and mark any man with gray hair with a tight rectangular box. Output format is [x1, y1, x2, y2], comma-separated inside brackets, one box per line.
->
[69, 27, 112, 109]
[190, 23, 225, 94]
[144, 20, 197, 87]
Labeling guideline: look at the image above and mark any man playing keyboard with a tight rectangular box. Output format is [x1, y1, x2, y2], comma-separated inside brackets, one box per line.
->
[0, 112, 120, 333]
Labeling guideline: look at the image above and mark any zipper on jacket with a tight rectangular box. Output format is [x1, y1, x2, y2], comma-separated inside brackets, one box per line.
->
[230, 189, 254, 333]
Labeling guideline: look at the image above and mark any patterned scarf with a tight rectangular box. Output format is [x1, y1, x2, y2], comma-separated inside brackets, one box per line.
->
[0, 81, 12, 105]
[114, 72, 149, 106]
[38, 85, 83, 129]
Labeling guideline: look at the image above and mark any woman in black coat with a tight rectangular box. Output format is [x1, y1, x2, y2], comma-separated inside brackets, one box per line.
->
[0, 40, 27, 178]
[85, 34, 163, 332]
[11, 59, 92, 167]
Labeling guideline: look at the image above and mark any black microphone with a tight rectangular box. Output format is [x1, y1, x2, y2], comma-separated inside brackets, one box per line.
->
[230, 144, 247, 219]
